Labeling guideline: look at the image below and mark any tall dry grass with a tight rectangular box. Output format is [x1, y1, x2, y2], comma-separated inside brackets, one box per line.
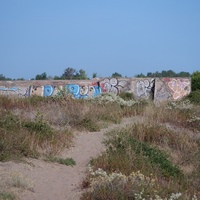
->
[0, 94, 141, 161]
[82, 100, 200, 200]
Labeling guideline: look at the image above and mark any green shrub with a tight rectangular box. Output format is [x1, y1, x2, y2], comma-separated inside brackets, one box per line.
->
[0, 109, 72, 161]
[0, 192, 15, 200]
[46, 157, 76, 166]
[187, 90, 200, 104]
[191, 71, 200, 91]
[119, 92, 134, 101]
[22, 110, 57, 140]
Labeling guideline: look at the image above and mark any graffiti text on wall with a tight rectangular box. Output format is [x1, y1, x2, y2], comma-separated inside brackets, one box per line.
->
[136, 79, 155, 99]
[162, 78, 191, 100]
[0, 86, 27, 96]
[28, 83, 102, 99]
[0, 77, 191, 102]
[100, 78, 129, 94]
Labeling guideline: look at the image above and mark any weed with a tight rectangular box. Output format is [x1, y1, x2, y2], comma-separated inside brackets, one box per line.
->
[0, 192, 15, 200]
[119, 92, 135, 101]
[46, 156, 76, 166]
[9, 172, 34, 191]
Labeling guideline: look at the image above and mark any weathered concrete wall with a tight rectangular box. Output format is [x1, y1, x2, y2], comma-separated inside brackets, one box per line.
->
[154, 78, 191, 103]
[0, 77, 191, 102]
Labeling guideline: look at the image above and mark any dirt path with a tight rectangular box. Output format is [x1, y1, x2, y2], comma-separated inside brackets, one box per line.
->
[0, 117, 140, 200]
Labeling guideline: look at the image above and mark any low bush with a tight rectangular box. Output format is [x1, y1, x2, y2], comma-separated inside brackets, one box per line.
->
[46, 156, 76, 166]
[187, 90, 200, 105]
[0, 109, 72, 161]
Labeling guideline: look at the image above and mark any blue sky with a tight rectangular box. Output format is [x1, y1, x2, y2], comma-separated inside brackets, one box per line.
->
[0, 0, 199, 79]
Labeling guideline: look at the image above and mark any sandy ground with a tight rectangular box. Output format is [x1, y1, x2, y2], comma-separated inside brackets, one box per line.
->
[0, 117, 139, 200]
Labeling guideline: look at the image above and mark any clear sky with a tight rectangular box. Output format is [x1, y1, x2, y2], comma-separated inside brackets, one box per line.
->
[0, 0, 200, 79]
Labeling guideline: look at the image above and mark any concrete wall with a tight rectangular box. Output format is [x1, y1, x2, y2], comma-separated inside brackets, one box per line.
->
[154, 78, 191, 103]
[0, 77, 191, 102]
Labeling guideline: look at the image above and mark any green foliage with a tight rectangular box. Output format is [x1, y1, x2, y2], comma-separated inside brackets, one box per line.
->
[111, 72, 122, 78]
[74, 69, 88, 80]
[0, 192, 16, 200]
[62, 68, 88, 80]
[139, 70, 191, 78]
[135, 72, 146, 78]
[119, 92, 134, 101]
[127, 138, 183, 178]
[0, 106, 72, 161]
[187, 90, 200, 104]
[46, 157, 76, 166]
[84, 116, 200, 199]
[35, 72, 47, 80]
[0, 74, 12, 80]
[0, 111, 36, 161]
[62, 67, 76, 79]
[22, 117, 53, 139]
[53, 75, 62, 80]
[92, 72, 97, 78]
[191, 71, 200, 91]
[77, 117, 100, 132]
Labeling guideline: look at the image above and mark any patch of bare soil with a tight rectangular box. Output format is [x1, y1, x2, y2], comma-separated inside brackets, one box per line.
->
[0, 117, 140, 200]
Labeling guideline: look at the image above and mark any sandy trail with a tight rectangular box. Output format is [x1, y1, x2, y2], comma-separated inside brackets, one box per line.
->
[0, 117, 139, 200]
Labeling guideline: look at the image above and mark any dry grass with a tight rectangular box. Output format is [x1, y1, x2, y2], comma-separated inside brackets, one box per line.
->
[0, 94, 141, 161]
[82, 100, 200, 200]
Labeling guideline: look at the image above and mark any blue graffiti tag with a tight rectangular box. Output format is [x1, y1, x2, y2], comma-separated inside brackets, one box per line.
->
[44, 85, 54, 97]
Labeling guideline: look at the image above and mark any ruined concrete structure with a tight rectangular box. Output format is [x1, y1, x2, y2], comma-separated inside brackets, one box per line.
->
[0, 77, 191, 103]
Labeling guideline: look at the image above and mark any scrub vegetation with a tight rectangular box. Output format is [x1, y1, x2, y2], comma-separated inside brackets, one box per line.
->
[81, 98, 200, 199]
[0, 92, 200, 199]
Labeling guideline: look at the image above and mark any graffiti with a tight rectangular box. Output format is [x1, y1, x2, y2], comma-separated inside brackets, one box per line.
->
[0, 78, 191, 102]
[0, 86, 28, 96]
[154, 82, 172, 102]
[154, 78, 191, 102]
[66, 83, 102, 99]
[28, 85, 64, 97]
[136, 79, 155, 99]
[167, 79, 190, 100]
[100, 78, 128, 94]
[27, 83, 102, 99]
[29, 86, 43, 96]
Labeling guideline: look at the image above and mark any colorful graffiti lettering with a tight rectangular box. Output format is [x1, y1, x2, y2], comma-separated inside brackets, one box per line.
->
[28, 85, 63, 97]
[27, 83, 102, 99]
[66, 83, 102, 99]
[0, 78, 191, 102]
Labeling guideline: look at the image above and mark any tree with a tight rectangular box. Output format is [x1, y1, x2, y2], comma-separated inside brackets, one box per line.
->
[135, 73, 146, 78]
[62, 68, 76, 80]
[0, 74, 6, 80]
[54, 75, 62, 80]
[17, 78, 25, 80]
[147, 72, 153, 77]
[177, 71, 191, 77]
[111, 72, 122, 78]
[35, 72, 47, 80]
[191, 71, 200, 91]
[92, 73, 97, 78]
[0, 74, 12, 80]
[74, 69, 88, 80]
